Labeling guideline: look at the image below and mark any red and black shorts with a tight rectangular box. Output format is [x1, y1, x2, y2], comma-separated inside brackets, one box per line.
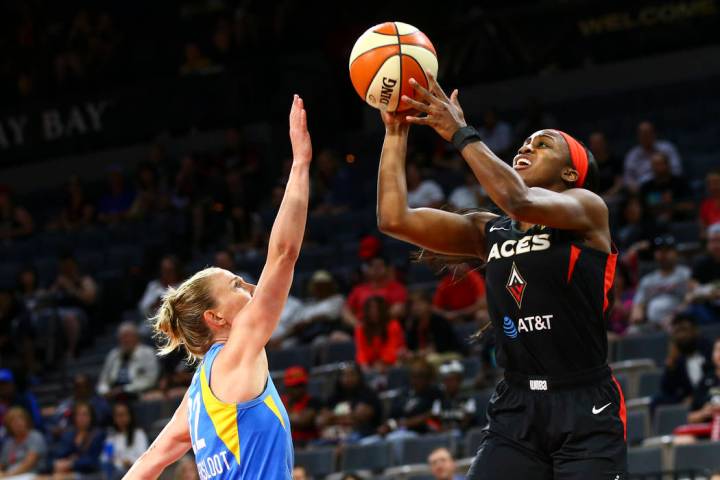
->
[467, 365, 627, 480]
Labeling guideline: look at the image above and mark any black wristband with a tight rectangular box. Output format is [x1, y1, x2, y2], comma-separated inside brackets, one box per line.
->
[451, 126, 481, 151]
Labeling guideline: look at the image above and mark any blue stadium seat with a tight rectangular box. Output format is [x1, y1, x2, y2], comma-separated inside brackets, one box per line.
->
[674, 441, 720, 474]
[318, 341, 356, 365]
[396, 433, 455, 465]
[387, 366, 410, 390]
[341, 442, 392, 472]
[615, 333, 668, 366]
[628, 446, 662, 475]
[267, 345, 314, 371]
[295, 448, 336, 477]
[637, 371, 663, 398]
[654, 404, 689, 436]
[464, 427, 486, 457]
[626, 409, 648, 446]
[134, 400, 164, 431]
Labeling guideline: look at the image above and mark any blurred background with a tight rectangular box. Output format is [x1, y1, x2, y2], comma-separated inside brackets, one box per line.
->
[0, 0, 719, 479]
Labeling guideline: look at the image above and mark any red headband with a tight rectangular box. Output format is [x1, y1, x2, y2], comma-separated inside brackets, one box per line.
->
[552, 130, 589, 188]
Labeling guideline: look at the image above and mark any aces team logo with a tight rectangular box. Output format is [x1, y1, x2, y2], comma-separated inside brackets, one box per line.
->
[506, 262, 527, 308]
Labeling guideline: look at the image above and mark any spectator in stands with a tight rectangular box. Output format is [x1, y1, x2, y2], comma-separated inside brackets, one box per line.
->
[281, 367, 321, 448]
[630, 235, 691, 330]
[623, 121, 682, 191]
[0, 184, 34, 241]
[129, 162, 169, 219]
[700, 169, 720, 232]
[0, 406, 47, 476]
[0, 369, 43, 432]
[317, 362, 383, 444]
[172, 154, 199, 210]
[428, 447, 465, 480]
[354, 296, 406, 372]
[97, 322, 160, 401]
[52, 374, 111, 434]
[688, 337, 720, 424]
[51, 254, 99, 357]
[514, 98, 557, 145]
[267, 294, 304, 349]
[379, 358, 442, 436]
[476, 107, 512, 159]
[343, 256, 408, 326]
[97, 166, 135, 224]
[588, 131, 623, 200]
[142, 350, 194, 401]
[655, 313, 713, 407]
[448, 170, 488, 210]
[48, 176, 96, 231]
[180, 43, 216, 76]
[615, 195, 656, 253]
[607, 265, 635, 337]
[406, 292, 464, 357]
[0, 290, 35, 376]
[53, 401, 105, 477]
[639, 152, 694, 223]
[138, 255, 183, 320]
[433, 264, 487, 323]
[106, 402, 148, 477]
[341, 474, 365, 480]
[292, 465, 310, 480]
[173, 455, 199, 480]
[406, 162, 445, 208]
[686, 223, 720, 323]
[431, 360, 477, 433]
[288, 270, 348, 345]
[311, 149, 357, 215]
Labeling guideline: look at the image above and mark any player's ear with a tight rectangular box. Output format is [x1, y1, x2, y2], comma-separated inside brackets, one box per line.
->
[203, 310, 225, 328]
[561, 167, 579, 185]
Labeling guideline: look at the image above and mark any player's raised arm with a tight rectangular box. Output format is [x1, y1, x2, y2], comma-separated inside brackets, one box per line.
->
[376, 110, 496, 259]
[403, 73, 609, 250]
[122, 392, 191, 479]
[225, 95, 311, 361]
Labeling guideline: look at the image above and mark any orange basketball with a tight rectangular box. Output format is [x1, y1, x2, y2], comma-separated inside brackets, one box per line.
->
[349, 22, 438, 113]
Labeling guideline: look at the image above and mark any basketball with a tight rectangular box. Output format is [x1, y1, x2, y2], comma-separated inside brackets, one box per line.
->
[349, 22, 438, 113]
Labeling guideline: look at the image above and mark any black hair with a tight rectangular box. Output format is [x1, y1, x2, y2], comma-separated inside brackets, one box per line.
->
[112, 402, 138, 447]
[362, 296, 390, 342]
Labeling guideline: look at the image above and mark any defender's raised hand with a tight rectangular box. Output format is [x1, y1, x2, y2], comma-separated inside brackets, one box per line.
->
[402, 71, 467, 142]
[289, 94, 312, 165]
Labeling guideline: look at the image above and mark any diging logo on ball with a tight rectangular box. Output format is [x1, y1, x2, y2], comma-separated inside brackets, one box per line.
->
[379, 77, 397, 106]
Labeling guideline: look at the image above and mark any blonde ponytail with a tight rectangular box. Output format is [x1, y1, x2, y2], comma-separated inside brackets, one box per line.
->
[152, 267, 222, 362]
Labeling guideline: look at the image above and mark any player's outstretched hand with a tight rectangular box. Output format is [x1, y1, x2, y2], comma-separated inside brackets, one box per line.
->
[402, 71, 467, 142]
[380, 108, 417, 134]
[289, 94, 312, 166]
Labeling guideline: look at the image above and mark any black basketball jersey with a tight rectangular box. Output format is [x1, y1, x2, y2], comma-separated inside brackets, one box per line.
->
[483, 216, 617, 376]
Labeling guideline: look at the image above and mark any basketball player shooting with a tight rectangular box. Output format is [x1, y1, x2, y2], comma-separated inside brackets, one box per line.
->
[123, 95, 312, 480]
[376, 72, 626, 480]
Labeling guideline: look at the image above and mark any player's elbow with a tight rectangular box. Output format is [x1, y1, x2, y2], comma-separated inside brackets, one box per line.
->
[269, 244, 301, 263]
[377, 211, 408, 236]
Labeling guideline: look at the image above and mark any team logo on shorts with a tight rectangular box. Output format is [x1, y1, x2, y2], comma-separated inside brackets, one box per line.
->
[506, 262, 527, 308]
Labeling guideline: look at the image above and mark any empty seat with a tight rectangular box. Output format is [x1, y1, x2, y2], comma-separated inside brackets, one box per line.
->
[318, 341, 356, 365]
[615, 333, 668, 366]
[267, 345, 314, 371]
[341, 442, 392, 472]
[627, 446, 662, 475]
[464, 427, 486, 457]
[654, 404, 689, 436]
[134, 401, 164, 431]
[397, 433, 455, 465]
[637, 370, 663, 398]
[674, 441, 720, 473]
[626, 409, 649, 446]
[295, 448, 336, 477]
[387, 366, 410, 390]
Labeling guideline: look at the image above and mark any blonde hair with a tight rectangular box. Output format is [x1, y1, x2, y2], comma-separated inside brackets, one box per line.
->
[153, 267, 222, 362]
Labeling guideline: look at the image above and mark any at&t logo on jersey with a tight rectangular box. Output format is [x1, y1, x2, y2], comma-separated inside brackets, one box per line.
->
[502, 314, 554, 339]
[488, 234, 551, 262]
[506, 262, 527, 308]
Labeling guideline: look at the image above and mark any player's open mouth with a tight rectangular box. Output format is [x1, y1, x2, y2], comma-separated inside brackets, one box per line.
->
[514, 157, 532, 170]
